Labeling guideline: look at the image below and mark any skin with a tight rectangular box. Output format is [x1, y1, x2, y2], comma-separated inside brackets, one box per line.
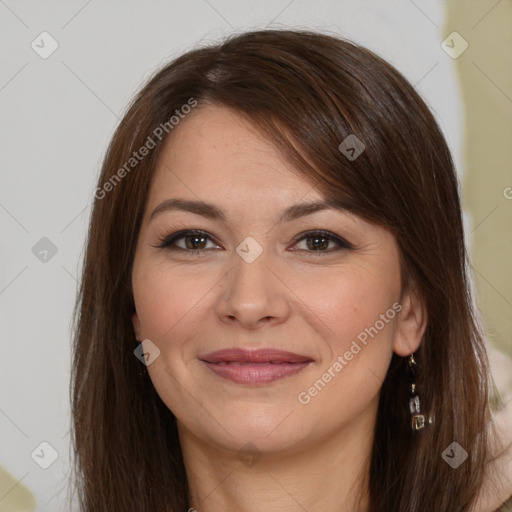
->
[131, 104, 427, 512]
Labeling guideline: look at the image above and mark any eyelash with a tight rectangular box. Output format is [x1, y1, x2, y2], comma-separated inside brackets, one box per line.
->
[154, 229, 353, 255]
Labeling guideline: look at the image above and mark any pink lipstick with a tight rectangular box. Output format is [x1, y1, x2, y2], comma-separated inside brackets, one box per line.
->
[199, 348, 313, 384]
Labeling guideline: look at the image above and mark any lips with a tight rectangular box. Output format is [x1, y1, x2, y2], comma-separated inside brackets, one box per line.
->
[200, 348, 313, 364]
[199, 348, 314, 384]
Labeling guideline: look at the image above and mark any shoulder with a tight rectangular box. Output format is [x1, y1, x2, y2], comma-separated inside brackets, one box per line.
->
[478, 405, 512, 512]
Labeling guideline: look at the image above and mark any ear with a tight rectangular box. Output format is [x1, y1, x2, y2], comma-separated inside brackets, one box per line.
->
[393, 284, 427, 357]
[132, 311, 142, 342]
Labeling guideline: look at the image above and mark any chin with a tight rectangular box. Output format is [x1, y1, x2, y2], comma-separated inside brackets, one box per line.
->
[187, 405, 313, 455]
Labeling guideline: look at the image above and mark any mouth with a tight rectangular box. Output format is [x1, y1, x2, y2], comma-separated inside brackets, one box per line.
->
[199, 348, 314, 385]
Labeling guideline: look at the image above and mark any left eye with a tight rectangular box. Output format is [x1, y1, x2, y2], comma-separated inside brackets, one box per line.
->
[291, 230, 353, 253]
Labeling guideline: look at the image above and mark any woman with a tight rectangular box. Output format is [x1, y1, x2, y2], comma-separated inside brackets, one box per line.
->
[71, 29, 511, 511]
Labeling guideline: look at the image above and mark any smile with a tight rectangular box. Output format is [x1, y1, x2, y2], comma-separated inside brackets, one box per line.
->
[199, 348, 314, 385]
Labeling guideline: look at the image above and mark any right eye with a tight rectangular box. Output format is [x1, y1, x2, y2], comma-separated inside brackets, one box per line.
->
[154, 229, 222, 253]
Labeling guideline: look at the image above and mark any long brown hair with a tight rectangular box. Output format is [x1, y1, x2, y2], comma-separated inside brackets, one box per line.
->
[71, 29, 494, 511]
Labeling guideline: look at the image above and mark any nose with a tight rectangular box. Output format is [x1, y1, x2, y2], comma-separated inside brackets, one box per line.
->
[214, 248, 292, 330]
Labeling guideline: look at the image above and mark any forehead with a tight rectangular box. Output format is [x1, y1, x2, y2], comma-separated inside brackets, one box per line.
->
[148, 104, 321, 203]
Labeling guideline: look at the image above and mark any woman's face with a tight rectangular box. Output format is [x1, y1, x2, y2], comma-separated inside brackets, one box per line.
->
[131, 104, 424, 455]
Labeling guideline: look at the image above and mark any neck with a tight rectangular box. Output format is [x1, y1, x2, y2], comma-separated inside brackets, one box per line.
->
[178, 408, 375, 512]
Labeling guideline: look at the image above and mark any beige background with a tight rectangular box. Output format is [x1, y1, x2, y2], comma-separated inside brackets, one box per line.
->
[446, 1, 512, 404]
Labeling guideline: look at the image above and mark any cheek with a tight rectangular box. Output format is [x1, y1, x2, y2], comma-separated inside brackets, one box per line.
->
[132, 263, 217, 342]
[305, 270, 399, 405]
[292, 267, 399, 414]
[291, 263, 400, 353]
[293, 275, 398, 421]
[132, 265, 215, 413]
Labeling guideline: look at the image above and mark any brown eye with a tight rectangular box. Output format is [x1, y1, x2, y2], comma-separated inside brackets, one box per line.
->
[156, 230, 220, 252]
[183, 234, 208, 250]
[306, 234, 330, 251]
[292, 230, 353, 253]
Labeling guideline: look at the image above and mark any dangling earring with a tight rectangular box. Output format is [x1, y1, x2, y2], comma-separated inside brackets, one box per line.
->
[407, 354, 426, 431]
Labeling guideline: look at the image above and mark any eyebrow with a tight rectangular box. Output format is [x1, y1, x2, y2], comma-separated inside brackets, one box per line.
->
[149, 197, 354, 224]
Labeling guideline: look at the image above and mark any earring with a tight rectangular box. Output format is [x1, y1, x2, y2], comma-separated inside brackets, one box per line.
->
[407, 354, 426, 431]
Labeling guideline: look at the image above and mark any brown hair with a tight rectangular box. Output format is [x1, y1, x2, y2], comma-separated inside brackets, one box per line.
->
[71, 29, 495, 511]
